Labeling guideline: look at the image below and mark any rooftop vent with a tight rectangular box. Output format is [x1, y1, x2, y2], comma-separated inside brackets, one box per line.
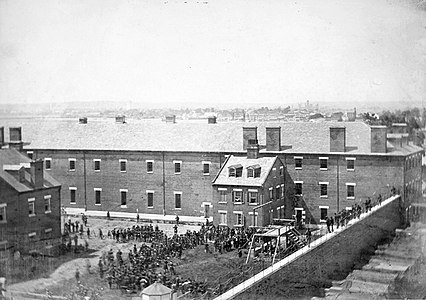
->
[79, 117, 88, 124]
[115, 115, 126, 124]
[165, 115, 176, 123]
[208, 116, 217, 124]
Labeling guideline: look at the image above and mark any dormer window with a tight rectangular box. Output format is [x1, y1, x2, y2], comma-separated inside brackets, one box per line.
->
[254, 168, 261, 178]
[247, 168, 254, 178]
[229, 164, 243, 177]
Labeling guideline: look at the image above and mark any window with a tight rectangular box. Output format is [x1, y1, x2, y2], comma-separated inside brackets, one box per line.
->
[94, 159, 101, 172]
[219, 211, 227, 225]
[44, 195, 51, 213]
[281, 184, 285, 198]
[346, 158, 355, 171]
[319, 182, 328, 197]
[219, 189, 227, 203]
[69, 159, 76, 171]
[320, 157, 328, 170]
[147, 191, 154, 208]
[120, 160, 127, 172]
[276, 185, 280, 200]
[320, 206, 329, 221]
[202, 161, 210, 175]
[254, 167, 261, 178]
[69, 187, 76, 204]
[45, 158, 51, 170]
[248, 190, 258, 204]
[233, 190, 243, 203]
[95, 188, 102, 205]
[28, 198, 35, 217]
[27, 151, 34, 159]
[0, 204, 6, 223]
[229, 165, 243, 177]
[120, 189, 127, 207]
[174, 161, 182, 174]
[234, 212, 243, 226]
[346, 183, 355, 199]
[146, 160, 154, 173]
[269, 187, 273, 200]
[294, 157, 303, 169]
[45, 228, 52, 238]
[279, 166, 284, 176]
[247, 168, 254, 178]
[174, 192, 182, 209]
[273, 167, 277, 177]
[295, 182, 303, 195]
[249, 212, 258, 227]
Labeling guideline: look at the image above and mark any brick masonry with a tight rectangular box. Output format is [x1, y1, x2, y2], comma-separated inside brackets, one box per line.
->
[234, 196, 403, 300]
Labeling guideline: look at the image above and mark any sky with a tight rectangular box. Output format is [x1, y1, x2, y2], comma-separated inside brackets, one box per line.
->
[0, 0, 425, 108]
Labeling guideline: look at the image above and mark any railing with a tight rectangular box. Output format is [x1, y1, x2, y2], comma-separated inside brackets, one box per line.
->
[213, 195, 401, 300]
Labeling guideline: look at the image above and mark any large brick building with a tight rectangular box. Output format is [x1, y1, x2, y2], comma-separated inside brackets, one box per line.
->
[0, 130, 62, 254]
[0, 118, 422, 227]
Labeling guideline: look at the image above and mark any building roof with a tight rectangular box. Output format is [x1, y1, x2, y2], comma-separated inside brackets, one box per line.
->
[140, 282, 172, 296]
[213, 155, 278, 187]
[1, 117, 423, 155]
[0, 148, 61, 192]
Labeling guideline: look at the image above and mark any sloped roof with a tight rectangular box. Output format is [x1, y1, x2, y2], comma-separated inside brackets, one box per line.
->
[0, 148, 61, 192]
[140, 282, 172, 296]
[213, 155, 278, 187]
[0, 117, 422, 155]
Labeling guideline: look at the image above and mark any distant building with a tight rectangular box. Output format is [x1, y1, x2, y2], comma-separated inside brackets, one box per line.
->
[0, 130, 62, 255]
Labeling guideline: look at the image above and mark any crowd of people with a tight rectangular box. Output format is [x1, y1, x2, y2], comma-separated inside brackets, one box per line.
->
[66, 217, 257, 297]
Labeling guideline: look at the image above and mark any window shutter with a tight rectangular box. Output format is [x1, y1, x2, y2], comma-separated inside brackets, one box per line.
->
[243, 192, 246, 204]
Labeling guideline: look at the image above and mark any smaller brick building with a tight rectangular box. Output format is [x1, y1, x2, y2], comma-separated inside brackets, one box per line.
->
[0, 147, 62, 255]
[212, 144, 290, 228]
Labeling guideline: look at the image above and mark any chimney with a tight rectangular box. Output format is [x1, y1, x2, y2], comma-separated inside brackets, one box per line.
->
[79, 117, 88, 124]
[391, 123, 407, 134]
[330, 127, 346, 152]
[9, 127, 23, 152]
[30, 159, 44, 189]
[115, 115, 126, 124]
[18, 167, 26, 183]
[243, 127, 258, 150]
[247, 143, 260, 159]
[266, 127, 281, 151]
[371, 126, 387, 153]
[208, 116, 217, 124]
[0, 127, 4, 149]
[165, 115, 176, 123]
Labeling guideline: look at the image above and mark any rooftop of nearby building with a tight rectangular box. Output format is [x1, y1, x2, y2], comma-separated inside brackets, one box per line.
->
[0, 117, 423, 155]
[0, 148, 60, 192]
[213, 155, 278, 187]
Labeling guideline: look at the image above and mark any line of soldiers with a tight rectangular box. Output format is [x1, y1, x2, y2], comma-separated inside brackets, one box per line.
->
[326, 194, 385, 233]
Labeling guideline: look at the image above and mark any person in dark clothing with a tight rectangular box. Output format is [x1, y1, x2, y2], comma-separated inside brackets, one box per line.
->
[326, 217, 331, 233]
[306, 228, 312, 247]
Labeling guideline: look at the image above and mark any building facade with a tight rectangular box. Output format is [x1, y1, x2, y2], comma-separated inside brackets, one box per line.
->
[1, 118, 422, 227]
[0, 145, 62, 255]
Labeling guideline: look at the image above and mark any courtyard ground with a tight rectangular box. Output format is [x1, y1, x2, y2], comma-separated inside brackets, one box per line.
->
[6, 216, 266, 299]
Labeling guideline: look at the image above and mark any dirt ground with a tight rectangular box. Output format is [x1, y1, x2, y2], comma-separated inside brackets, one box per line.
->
[6, 216, 264, 299]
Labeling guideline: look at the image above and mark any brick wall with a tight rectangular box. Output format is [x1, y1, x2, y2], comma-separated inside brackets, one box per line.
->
[0, 179, 61, 254]
[33, 149, 226, 218]
[279, 153, 409, 223]
[235, 196, 403, 300]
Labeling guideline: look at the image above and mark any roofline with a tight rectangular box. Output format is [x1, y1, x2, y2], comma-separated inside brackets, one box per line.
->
[24, 147, 424, 157]
[258, 156, 279, 186]
[212, 155, 232, 184]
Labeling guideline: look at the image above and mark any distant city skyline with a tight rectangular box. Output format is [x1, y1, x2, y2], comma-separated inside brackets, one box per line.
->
[1, 0, 425, 107]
